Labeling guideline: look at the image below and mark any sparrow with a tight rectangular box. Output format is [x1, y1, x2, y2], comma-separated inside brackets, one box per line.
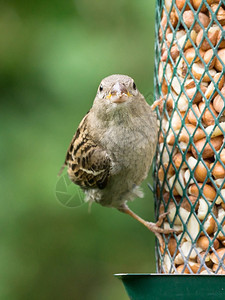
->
[60, 74, 173, 246]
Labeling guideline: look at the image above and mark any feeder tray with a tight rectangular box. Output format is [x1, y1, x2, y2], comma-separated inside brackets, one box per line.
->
[115, 273, 225, 300]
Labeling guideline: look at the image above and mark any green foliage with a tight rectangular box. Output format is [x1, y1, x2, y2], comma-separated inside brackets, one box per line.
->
[1, 0, 156, 299]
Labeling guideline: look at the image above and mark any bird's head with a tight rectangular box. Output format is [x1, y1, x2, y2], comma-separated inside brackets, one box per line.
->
[93, 74, 142, 108]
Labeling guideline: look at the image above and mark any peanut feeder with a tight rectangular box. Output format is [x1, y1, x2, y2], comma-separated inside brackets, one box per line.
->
[154, 0, 225, 274]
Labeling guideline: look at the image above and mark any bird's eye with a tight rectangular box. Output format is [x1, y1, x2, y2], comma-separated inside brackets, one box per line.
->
[99, 84, 103, 92]
[133, 82, 136, 90]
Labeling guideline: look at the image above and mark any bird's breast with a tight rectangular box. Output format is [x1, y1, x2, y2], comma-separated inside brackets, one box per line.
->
[86, 109, 157, 207]
[101, 120, 157, 177]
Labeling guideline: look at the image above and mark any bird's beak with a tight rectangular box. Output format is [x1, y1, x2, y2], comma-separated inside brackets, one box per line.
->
[107, 82, 131, 103]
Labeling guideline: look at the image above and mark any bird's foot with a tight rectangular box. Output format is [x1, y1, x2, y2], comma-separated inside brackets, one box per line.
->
[151, 97, 165, 111]
[118, 206, 176, 248]
[145, 212, 175, 248]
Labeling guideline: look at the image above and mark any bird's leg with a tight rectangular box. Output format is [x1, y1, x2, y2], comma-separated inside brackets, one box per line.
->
[118, 204, 175, 248]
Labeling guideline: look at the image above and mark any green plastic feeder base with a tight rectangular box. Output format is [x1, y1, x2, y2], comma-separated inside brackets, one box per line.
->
[115, 274, 225, 300]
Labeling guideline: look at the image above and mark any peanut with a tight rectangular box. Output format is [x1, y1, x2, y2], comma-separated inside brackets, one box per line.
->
[199, 102, 218, 126]
[213, 86, 225, 113]
[182, 10, 210, 32]
[203, 49, 216, 69]
[191, 136, 223, 159]
[196, 27, 219, 51]
[189, 183, 216, 201]
[215, 49, 225, 71]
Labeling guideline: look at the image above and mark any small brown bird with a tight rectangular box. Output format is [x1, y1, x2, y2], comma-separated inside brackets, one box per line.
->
[60, 74, 173, 246]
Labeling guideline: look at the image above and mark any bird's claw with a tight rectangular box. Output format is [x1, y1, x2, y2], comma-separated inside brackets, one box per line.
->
[145, 212, 176, 248]
[151, 97, 165, 111]
[155, 212, 169, 227]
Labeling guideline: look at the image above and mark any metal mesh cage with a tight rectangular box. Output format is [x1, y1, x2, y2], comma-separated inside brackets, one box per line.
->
[154, 0, 225, 274]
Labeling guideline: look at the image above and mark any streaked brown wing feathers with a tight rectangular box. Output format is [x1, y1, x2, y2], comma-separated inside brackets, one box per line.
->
[65, 115, 111, 189]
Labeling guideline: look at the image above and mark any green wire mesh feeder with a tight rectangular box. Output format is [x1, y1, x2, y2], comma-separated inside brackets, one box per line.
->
[154, 0, 225, 275]
[116, 0, 225, 298]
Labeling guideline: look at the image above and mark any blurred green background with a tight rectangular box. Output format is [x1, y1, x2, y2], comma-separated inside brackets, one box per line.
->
[1, 0, 156, 299]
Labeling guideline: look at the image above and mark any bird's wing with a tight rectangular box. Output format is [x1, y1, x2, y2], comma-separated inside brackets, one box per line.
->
[64, 115, 111, 189]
